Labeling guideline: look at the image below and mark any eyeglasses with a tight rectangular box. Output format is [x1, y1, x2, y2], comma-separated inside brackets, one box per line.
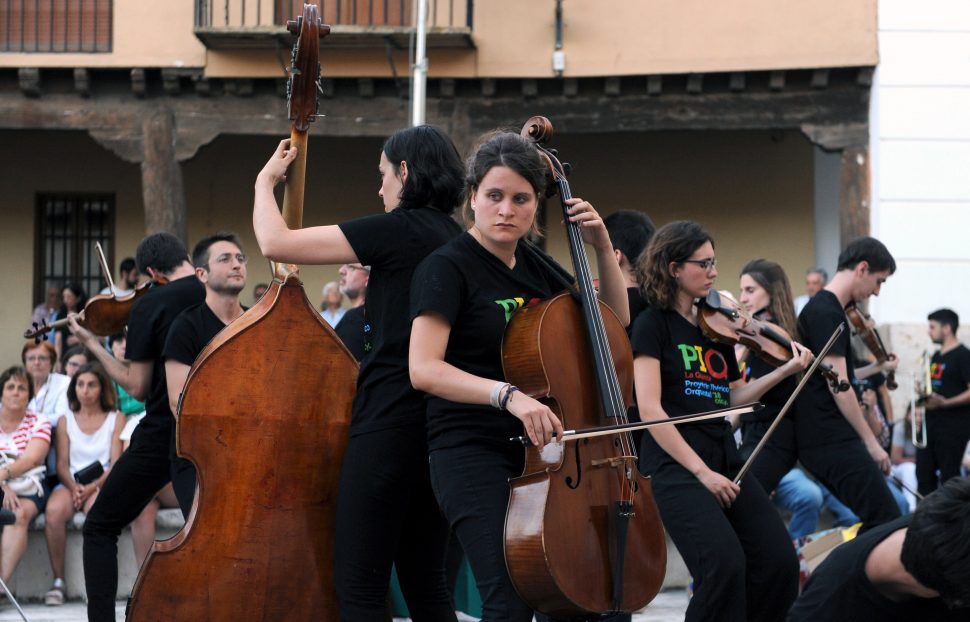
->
[681, 258, 717, 271]
[25, 355, 51, 364]
[344, 264, 370, 273]
[213, 253, 248, 265]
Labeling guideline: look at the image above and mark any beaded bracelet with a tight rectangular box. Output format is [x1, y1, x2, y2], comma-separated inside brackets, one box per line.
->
[500, 385, 519, 410]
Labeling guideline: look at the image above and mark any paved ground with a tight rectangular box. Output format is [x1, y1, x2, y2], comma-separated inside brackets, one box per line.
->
[0, 591, 690, 621]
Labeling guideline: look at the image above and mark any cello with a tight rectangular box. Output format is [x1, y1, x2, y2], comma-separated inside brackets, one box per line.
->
[127, 5, 356, 619]
[502, 116, 666, 617]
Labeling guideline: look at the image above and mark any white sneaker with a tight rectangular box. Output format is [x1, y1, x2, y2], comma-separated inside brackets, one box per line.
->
[44, 578, 65, 606]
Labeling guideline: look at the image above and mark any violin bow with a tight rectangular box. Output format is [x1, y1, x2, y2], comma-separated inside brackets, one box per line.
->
[732, 322, 845, 484]
[511, 402, 764, 446]
[95, 242, 116, 292]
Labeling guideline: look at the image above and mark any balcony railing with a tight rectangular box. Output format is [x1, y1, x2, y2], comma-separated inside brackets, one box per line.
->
[1, 0, 112, 53]
[194, 0, 473, 48]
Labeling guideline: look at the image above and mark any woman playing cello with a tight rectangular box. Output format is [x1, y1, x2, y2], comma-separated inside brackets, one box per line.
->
[632, 222, 806, 622]
[254, 126, 464, 621]
[409, 131, 629, 620]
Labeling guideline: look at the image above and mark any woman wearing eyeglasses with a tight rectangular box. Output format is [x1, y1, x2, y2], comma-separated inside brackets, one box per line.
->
[631, 221, 805, 622]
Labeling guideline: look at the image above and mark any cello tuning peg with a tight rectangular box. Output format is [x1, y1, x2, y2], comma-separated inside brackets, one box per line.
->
[561, 162, 572, 176]
[549, 148, 558, 156]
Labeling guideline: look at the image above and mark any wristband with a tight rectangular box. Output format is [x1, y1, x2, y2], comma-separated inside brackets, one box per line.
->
[500, 386, 519, 410]
[490, 382, 509, 409]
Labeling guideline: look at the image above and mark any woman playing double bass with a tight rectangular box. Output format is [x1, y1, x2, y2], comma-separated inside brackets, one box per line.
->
[408, 131, 629, 620]
[254, 126, 464, 621]
[632, 222, 804, 622]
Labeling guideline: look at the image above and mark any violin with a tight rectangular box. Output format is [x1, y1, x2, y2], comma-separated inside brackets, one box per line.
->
[502, 116, 666, 616]
[698, 290, 850, 393]
[845, 302, 898, 390]
[24, 279, 156, 342]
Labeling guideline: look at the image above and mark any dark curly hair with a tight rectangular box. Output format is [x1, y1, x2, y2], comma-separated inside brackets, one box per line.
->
[635, 221, 713, 310]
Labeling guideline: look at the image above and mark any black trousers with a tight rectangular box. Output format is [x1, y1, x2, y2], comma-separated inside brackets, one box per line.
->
[430, 444, 533, 622]
[751, 429, 901, 532]
[916, 414, 970, 495]
[431, 444, 611, 622]
[83, 418, 173, 622]
[333, 426, 455, 622]
[644, 432, 798, 622]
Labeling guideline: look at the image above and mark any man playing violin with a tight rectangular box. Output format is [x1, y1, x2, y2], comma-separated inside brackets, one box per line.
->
[789, 237, 902, 531]
[917, 308, 970, 495]
[67, 232, 204, 622]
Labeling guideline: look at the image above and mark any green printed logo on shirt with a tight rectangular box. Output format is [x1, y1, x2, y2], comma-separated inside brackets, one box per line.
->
[677, 344, 730, 380]
[495, 297, 526, 324]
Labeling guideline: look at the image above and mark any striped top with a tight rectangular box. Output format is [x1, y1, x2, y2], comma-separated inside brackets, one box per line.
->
[0, 411, 52, 456]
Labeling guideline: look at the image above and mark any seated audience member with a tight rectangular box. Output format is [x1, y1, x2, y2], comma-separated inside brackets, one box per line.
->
[320, 281, 346, 328]
[108, 333, 145, 416]
[22, 342, 69, 426]
[789, 476, 970, 621]
[54, 283, 87, 363]
[61, 345, 92, 378]
[99, 257, 139, 297]
[892, 405, 920, 512]
[30, 286, 60, 343]
[23, 341, 69, 490]
[43, 363, 124, 606]
[0, 366, 52, 587]
[252, 283, 269, 303]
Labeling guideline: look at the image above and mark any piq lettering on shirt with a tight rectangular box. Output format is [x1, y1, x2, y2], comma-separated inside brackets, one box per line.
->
[677, 344, 731, 406]
[677, 344, 730, 380]
[494, 297, 543, 324]
[931, 362, 944, 390]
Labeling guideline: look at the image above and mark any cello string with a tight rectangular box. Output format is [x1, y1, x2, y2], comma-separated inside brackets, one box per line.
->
[557, 174, 637, 495]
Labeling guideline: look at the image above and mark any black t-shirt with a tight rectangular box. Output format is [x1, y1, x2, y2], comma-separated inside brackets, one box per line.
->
[927, 344, 970, 426]
[339, 207, 462, 435]
[789, 515, 963, 622]
[626, 287, 649, 341]
[794, 289, 857, 447]
[410, 232, 573, 451]
[631, 307, 741, 471]
[334, 305, 367, 362]
[124, 275, 205, 426]
[739, 321, 797, 428]
[162, 303, 229, 367]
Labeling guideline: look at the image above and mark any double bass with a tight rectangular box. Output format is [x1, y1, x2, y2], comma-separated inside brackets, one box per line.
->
[502, 117, 666, 617]
[128, 5, 356, 619]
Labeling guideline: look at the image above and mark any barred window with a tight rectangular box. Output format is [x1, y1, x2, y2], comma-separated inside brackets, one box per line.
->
[34, 193, 115, 307]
